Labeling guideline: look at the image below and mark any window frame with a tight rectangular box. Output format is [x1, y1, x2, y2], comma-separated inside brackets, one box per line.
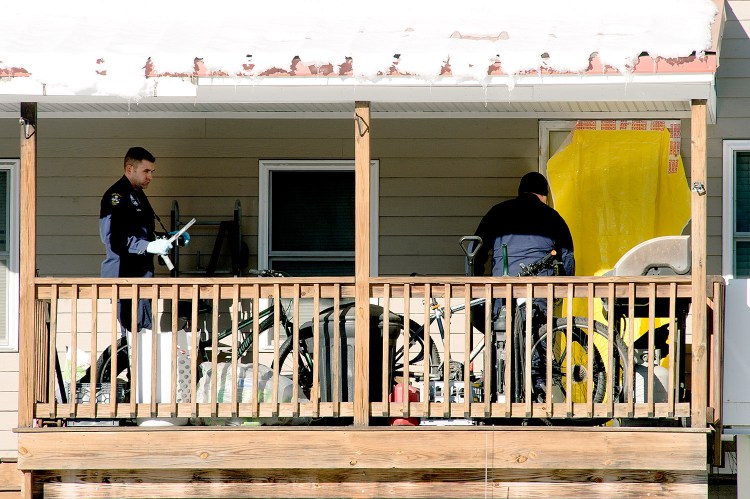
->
[722, 140, 750, 278]
[0, 160, 19, 352]
[258, 159, 379, 277]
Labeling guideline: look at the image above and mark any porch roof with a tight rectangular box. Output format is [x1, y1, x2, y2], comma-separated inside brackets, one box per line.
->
[0, 0, 723, 120]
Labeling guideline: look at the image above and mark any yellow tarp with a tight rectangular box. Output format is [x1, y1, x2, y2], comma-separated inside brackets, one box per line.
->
[546, 128, 691, 401]
[548, 128, 690, 279]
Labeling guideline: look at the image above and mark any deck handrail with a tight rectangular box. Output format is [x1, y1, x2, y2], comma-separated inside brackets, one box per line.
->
[26, 274, 723, 428]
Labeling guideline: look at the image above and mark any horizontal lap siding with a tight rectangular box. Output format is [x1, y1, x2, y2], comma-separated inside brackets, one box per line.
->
[378, 119, 539, 276]
[0, 116, 541, 279]
[708, 2, 750, 275]
[1, 118, 356, 276]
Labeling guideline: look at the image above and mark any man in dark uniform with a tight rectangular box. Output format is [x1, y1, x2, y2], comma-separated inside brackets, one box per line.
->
[474, 171, 574, 280]
[472, 172, 575, 401]
[100, 147, 172, 333]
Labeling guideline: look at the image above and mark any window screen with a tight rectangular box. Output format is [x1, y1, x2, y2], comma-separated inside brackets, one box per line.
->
[0, 169, 10, 346]
[736, 152, 750, 276]
[269, 170, 355, 276]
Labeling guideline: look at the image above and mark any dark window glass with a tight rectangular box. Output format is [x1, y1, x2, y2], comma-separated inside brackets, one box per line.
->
[736, 152, 750, 233]
[271, 171, 354, 252]
[737, 241, 750, 277]
[0, 170, 7, 253]
[270, 259, 355, 277]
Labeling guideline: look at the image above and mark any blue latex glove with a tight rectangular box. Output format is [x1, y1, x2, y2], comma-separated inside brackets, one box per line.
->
[167, 230, 190, 247]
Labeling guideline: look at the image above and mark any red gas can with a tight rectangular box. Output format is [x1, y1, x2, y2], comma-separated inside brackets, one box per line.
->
[388, 383, 420, 426]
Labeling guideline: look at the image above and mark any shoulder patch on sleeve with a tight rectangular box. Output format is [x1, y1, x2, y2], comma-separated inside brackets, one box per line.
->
[110, 193, 122, 206]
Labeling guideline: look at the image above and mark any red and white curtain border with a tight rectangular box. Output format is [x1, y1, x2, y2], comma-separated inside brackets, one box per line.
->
[575, 119, 682, 174]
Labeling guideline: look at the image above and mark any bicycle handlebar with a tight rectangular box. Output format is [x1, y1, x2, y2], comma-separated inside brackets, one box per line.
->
[518, 250, 560, 277]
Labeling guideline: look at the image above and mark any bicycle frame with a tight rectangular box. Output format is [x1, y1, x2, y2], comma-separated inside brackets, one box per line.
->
[194, 299, 297, 363]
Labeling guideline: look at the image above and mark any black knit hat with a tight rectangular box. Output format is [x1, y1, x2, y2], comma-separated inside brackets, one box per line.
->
[518, 172, 549, 196]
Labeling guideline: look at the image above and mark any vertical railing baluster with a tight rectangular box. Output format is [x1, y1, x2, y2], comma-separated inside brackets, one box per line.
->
[423, 283, 432, 419]
[128, 284, 139, 418]
[442, 284, 451, 418]
[150, 284, 159, 416]
[607, 283, 615, 418]
[332, 284, 341, 418]
[464, 284, 471, 418]
[47, 285, 58, 418]
[69, 284, 78, 418]
[403, 283, 411, 420]
[210, 284, 219, 417]
[382, 284, 390, 417]
[109, 284, 118, 418]
[524, 283, 533, 417]
[647, 283, 656, 417]
[190, 284, 199, 418]
[484, 283, 492, 418]
[171, 284, 179, 417]
[587, 282, 594, 417]
[34, 297, 48, 420]
[290, 284, 300, 417]
[627, 282, 635, 417]
[312, 283, 321, 418]
[231, 284, 240, 417]
[90, 285, 98, 419]
[566, 283, 574, 417]
[711, 281, 724, 426]
[504, 283, 512, 417]
[546, 283, 553, 418]
[668, 282, 677, 417]
[250, 284, 260, 419]
[271, 283, 281, 416]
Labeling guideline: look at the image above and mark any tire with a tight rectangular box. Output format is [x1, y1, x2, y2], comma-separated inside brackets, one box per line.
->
[276, 328, 315, 399]
[76, 336, 131, 401]
[392, 319, 441, 380]
[533, 316, 629, 404]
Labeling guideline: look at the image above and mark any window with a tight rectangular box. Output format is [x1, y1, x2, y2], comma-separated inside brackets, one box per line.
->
[259, 160, 379, 276]
[0, 160, 19, 351]
[257, 160, 379, 350]
[723, 141, 750, 278]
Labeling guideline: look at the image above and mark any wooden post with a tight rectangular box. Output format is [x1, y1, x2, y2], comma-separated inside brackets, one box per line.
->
[18, 103, 37, 429]
[18, 103, 37, 499]
[690, 99, 708, 428]
[353, 101, 371, 426]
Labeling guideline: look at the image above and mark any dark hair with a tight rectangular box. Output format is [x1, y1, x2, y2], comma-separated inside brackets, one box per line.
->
[518, 172, 549, 196]
[124, 147, 155, 167]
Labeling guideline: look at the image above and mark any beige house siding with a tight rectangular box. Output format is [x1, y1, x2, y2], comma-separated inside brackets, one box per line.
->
[0, 117, 542, 279]
[708, 0, 750, 276]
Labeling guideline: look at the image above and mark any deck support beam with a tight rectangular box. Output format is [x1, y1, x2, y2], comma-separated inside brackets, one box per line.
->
[17, 427, 709, 498]
[354, 102, 372, 426]
[690, 99, 708, 428]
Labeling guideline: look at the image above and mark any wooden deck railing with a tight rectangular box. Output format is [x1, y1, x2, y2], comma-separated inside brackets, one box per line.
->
[29, 275, 724, 428]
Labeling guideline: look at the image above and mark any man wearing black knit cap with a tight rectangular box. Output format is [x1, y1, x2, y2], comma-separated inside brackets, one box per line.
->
[473, 171, 574, 279]
[472, 172, 575, 401]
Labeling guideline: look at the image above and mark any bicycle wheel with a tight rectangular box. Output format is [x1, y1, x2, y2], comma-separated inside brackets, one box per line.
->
[276, 327, 315, 399]
[533, 317, 628, 404]
[392, 318, 441, 380]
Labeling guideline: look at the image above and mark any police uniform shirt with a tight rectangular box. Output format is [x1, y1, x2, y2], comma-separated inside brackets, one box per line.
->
[99, 175, 156, 278]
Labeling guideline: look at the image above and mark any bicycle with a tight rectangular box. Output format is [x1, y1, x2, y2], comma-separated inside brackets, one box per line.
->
[76, 270, 310, 402]
[173, 269, 441, 403]
[413, 239, 632, 409]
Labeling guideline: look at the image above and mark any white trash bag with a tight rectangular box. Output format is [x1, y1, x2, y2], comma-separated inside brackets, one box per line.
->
[195, 362, 310, 425]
